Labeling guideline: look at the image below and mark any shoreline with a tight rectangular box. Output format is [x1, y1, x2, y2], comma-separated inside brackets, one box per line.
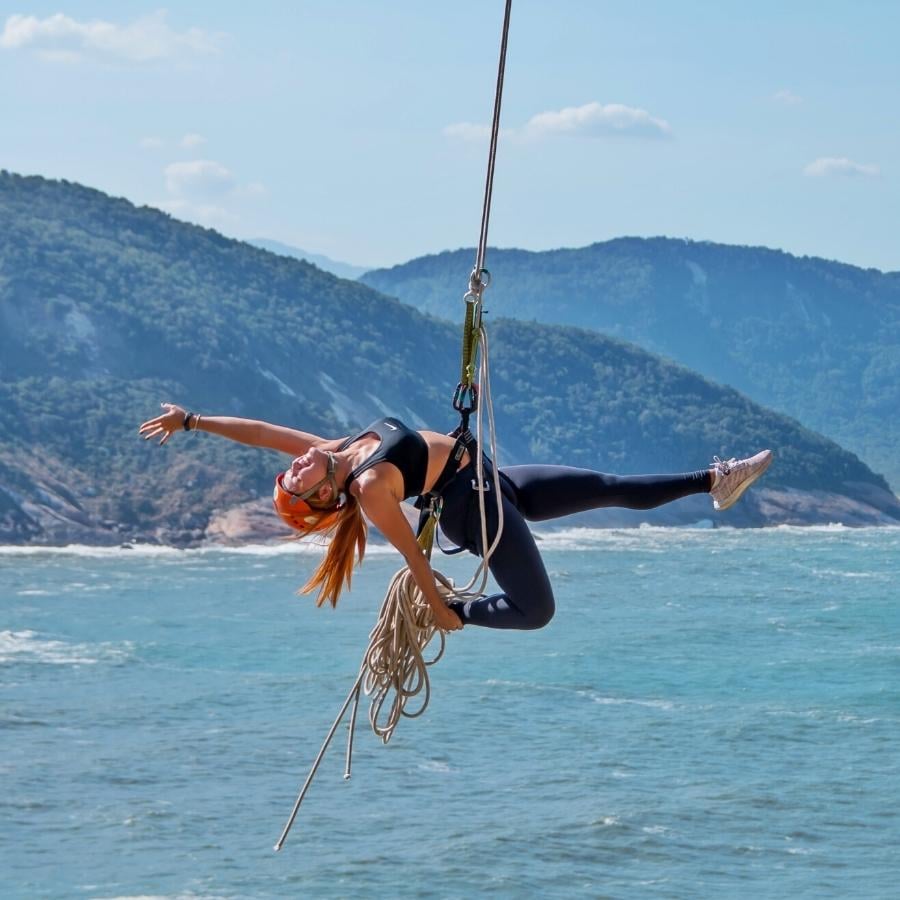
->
[3, 486, 900, 549]
[2, 521, 899, 557]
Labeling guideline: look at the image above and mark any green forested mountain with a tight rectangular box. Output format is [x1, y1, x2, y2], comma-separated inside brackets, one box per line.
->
[361, 240, 900, 489]
[1, 172, 897, 545]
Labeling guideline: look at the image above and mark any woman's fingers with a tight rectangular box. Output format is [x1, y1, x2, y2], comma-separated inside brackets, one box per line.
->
[140, 403, 183, 442]
[140, 403, 179, 433]
[141, 424, 174, 442]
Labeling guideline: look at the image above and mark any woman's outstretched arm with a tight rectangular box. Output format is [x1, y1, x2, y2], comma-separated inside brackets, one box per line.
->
[138, 402, 333, 456]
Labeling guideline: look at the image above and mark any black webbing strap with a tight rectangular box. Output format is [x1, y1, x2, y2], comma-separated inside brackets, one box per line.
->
[414, 429, 480, 542]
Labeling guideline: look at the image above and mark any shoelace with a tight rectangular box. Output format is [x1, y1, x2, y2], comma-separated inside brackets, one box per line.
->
[712, 455, 736, 476]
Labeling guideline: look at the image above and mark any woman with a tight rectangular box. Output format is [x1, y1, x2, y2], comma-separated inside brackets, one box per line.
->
[139, 402, 772, 633]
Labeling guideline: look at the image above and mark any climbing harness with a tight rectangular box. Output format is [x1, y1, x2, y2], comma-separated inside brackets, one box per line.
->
[274, 0, 513, 851]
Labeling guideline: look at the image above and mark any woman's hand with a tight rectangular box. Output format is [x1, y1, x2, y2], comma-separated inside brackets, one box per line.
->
[139, 402, 188, 445]
[431, 602, 464, 633]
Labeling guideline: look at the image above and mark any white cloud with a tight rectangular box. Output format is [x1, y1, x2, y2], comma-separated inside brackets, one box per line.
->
[0, 10, 221, 63]
[524, 102, 672, 139]
[445, 101, 672, 143]
[164, 159, 235, 198]
[181, 133, 206, 149]
[773, 89, 802, 106]
[140, 136, 165, 150]
[803, 157, 880, 178]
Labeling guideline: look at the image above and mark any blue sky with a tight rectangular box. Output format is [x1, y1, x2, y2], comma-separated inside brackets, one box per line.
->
[2, 2, 898, 271]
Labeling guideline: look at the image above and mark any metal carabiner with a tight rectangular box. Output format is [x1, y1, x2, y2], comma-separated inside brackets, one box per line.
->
[452, 382, 479, 414]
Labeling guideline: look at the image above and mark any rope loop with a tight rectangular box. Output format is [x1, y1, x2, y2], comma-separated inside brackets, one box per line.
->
[363, 568, 449, 742]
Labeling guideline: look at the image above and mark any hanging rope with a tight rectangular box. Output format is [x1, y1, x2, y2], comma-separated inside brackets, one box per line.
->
[274, 1, 513, 851]
[460, 0, 513, 394]
[274, 564, 453, 852]
[474, 0, 513, 288]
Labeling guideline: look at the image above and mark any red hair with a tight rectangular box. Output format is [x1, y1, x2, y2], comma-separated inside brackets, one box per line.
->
[299, 495, 368, 607]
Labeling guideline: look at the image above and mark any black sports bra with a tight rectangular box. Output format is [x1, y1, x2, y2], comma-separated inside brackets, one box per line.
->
[338, 417, 429, 499]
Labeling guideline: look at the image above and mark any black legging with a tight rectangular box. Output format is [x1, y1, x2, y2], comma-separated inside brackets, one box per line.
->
[437, 459, 711, 630]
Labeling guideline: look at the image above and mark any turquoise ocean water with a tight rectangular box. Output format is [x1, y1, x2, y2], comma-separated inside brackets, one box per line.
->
[2, 526, 899, 899]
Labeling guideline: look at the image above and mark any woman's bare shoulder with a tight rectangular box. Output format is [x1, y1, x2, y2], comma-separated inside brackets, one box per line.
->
[419, 430, 457, 450]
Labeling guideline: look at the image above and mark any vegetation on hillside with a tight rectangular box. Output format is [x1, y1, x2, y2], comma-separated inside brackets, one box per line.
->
[362, 239, 900, 488]
[0, 172, 893, 543]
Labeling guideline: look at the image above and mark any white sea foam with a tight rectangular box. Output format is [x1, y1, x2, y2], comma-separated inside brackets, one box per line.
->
[483, 679, 677, 711]
[418, 759, 453, 774]
[812, 568, 881, 579]
[1, 523, 895, 559]
[0, 543, 188, 559]
[529, 524, 747, 553]
[583, 692, 676, 711]
[0, 541, 400, 559]
[91, 895, 227, 900]
[0, 630, 133, 666]
[771, 523, 900, 534]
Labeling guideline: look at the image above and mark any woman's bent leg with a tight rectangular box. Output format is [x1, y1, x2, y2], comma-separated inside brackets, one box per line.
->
[500, 465, 711, 521]
[438, 475, 554, 631]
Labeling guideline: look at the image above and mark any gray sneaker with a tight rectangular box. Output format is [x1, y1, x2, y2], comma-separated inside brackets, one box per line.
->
[710, 450, 773, 511]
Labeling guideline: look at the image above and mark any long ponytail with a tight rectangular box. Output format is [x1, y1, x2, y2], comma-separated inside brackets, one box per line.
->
[299, 496, 368, 607]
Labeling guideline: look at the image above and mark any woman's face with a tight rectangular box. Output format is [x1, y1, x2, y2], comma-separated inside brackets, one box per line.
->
[282, 447, 333, 502]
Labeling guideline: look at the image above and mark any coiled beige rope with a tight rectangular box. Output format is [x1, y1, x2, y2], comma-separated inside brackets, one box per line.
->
[363, 567, 450, 742]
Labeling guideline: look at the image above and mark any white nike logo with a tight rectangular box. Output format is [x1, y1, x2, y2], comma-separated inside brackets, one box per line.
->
[385, 422, 398, 430]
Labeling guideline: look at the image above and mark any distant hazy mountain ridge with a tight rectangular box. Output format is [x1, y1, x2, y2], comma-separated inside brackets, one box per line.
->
[362, 239, 900, 489]
[1, 172, 897, 545]
[249, 238, 369, 280]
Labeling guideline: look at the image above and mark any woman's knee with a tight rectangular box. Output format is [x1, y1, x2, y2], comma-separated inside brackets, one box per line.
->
[518, 591, 556, 630]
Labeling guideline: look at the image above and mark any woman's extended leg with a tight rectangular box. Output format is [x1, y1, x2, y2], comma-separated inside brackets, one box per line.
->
[436, 456, 769, 630]
[499, 464, 712, 521]
[437, 463, 710, 630]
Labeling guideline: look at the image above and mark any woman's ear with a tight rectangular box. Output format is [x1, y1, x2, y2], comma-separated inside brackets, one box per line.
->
[317, 483, 335, 504]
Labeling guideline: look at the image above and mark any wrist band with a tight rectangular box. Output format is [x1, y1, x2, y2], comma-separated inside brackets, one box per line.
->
[183, 412, 194, 431]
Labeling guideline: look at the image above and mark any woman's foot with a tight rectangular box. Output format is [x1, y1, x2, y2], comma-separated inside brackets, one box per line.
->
[710, 450, 773, 511]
